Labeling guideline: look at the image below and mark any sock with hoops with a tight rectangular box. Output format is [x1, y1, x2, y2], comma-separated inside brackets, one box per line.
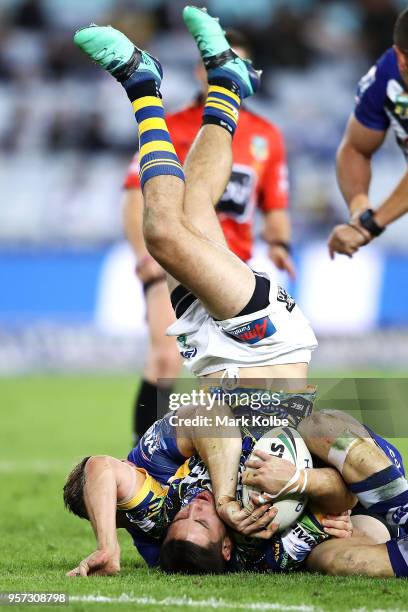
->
[202, 77, 241, 136]
[123, 78, 185, 189]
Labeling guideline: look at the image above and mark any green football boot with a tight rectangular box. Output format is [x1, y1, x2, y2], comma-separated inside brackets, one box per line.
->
[182, 6, 261, 98]
[74, 25, 163, 85]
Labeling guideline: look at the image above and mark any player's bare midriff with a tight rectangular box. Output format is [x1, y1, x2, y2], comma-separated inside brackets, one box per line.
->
[204, 362, 308, 385]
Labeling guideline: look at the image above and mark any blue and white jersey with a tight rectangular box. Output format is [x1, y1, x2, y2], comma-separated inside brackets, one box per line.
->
[355, 48, 408, 158]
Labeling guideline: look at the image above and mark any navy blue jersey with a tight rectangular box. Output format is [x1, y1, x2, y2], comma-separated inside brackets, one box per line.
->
[123, 413, 406, 570]
[355, 48, 408, 157]
[122, 413, 328, 572]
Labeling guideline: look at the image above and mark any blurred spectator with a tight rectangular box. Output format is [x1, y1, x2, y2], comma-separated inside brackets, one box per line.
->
[253, 6, 315, 69]
[0, 108, 26, 152]
[77, 112, 110, 152]
[359, 0, 399, 61]
[45, 37, 79, 79]
[46, 112, 75, 151]
[12, 0, 48, 30]
[0, 0, 406, 247]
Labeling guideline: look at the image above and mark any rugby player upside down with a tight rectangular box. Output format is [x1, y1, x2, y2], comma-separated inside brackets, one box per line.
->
[123, 29, 293, 443]
[70, 6, 408, 578]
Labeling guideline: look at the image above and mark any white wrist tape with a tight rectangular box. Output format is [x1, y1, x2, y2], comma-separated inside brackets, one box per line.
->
[300, 468, 308, 495]
[263, 468, 303, 500]
[328, 430, 360, 474]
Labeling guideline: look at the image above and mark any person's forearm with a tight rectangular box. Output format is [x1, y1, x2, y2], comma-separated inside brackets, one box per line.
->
[374, 171, 408, 228]
[83, 457, 120, 551]
[336, 141, 371, 215]
[263, 209, 291, 244]
[191, 404, 242, 504]
[305, 468, 357, 515]
[122, 188, 149, 259]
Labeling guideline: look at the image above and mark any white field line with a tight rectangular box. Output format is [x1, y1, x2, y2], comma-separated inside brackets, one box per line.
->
[69, 595, 403, 611]
[3, 459, 401, 612]
[70, 595, 316, 611]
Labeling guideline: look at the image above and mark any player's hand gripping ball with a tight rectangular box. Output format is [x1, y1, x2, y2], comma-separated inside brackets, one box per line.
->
[242, 427, 312, 531]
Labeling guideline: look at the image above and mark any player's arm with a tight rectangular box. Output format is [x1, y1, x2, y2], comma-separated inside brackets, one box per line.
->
[328, 116, 387, 258]
[263, 210, 295, 279]
[67, 456, 143, 577]
[260, 126, 295, 278]
[176, 405, 277, 538]
[242, 450, 356, 515]
[123, 184, 165, 284]
[336, 115, 386, 214]
[183, 411, 242, 508]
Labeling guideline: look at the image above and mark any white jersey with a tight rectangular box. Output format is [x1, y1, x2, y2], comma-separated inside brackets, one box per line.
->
[167, 271, 317, 377]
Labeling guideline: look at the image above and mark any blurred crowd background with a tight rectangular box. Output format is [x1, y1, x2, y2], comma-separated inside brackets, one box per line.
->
[1, 0, 408, 373]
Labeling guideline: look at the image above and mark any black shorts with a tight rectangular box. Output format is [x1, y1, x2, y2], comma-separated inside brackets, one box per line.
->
[171, 272, 271, 319]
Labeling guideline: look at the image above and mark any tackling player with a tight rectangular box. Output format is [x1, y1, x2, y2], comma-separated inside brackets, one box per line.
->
[123, 31, 294, 443]
[63, 403, 408, 578]
[328, 8, 408, 258]
[244, 408, 408, 577]
[63, 404, 355, 576]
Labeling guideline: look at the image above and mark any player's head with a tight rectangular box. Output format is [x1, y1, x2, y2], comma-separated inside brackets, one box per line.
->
[159, 490, 232, 574]
[394, 8, 408, 75]
[63, 457, 90, 519]
[195, 29, 252, 92]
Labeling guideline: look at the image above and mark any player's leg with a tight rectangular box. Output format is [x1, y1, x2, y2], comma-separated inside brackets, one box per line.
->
[306, 535, 395, 577]
[299, 409, 408, 532]
[350, 513, 392, 544]
[181, 7, 246, 245]
[181, 125, 229, 249]
[146, 6, 262, 313]
[74, 14, 261, 320]
[307, 506, 408, 578]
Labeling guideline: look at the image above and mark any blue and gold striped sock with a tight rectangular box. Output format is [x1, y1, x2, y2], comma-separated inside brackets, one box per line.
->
[124, 80, 185, 190]
[202, 78, 242, 136]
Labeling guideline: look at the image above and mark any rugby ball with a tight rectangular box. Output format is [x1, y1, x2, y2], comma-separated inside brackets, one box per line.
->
[242, 426, 312, 532]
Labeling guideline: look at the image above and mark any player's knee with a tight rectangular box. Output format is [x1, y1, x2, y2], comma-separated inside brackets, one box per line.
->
[299, 410, 345, 449]
[143, 215, 180, 257]
[299, 411, 330, 442]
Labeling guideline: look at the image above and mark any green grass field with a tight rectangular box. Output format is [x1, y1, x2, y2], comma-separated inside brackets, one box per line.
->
[1, 375, 408, 612]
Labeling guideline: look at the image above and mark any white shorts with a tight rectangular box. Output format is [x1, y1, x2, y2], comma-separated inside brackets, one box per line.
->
[167, 271, 318, 377]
